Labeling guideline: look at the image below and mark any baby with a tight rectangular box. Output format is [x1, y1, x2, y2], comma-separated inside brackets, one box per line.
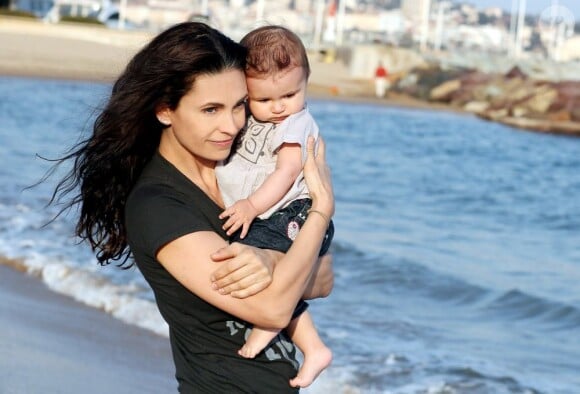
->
[215, 25, 334, 388]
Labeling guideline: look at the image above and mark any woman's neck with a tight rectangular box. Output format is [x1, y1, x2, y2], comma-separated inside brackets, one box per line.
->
[158, 135, 224, 207]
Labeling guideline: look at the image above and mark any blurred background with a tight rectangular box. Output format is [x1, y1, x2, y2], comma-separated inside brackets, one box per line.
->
[1, 1, 580, 393]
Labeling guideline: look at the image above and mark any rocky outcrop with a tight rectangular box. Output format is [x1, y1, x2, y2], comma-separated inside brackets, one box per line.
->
[394, 65, 580, 136]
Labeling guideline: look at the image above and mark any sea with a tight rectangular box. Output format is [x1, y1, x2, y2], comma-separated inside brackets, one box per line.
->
[1, 76, 579, 394]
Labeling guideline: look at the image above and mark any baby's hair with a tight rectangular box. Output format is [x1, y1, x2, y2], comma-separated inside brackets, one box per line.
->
[240, 25, 310, 79]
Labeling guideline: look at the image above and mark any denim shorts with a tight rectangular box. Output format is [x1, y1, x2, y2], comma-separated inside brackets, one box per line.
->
[231, 198, 334, 256]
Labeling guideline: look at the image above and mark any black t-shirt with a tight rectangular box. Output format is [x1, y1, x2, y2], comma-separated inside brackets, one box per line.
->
[125, 153, 299, 393]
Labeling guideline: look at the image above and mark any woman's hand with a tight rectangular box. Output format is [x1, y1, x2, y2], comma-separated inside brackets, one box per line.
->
[209, 242, 279, 298]
[304, 136, 334, 219]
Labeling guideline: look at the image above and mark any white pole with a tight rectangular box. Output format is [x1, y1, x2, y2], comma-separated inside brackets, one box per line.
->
[509, 0, 518, 56]
[313, 0, 325, 48]
[515, 0, 526, 58]
[550, 0, 558, 29]
[419, 0, 432, 52]
[256, 0, 265, 22]
[335, 0, 346, 46]
[119, 0, 127, 30]
[434, 2, 446, 51]
[550, 0, 558, 51]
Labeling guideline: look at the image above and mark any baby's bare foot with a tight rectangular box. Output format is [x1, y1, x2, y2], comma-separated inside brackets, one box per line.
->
[289, 346, 333, 388]
[238, 344, 260, 359]
[238, 328, 279, 359]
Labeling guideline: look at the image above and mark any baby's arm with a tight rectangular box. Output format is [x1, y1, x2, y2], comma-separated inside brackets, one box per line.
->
[220, 142, 303, 238]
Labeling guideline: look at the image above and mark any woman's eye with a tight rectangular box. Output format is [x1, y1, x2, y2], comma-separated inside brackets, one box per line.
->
[203, 107, 217, 114]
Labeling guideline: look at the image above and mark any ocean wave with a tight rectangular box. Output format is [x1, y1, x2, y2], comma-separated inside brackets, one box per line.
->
[483, 288, 580, 330]
[332, 240, 580, 335]
[331, 240, 491, 306]
[0, 253, 168, 337]
[324, 351, 539, 394]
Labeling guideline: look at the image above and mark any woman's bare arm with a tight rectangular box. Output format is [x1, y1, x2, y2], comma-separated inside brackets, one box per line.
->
[302, 254, 334, 299]
[210, 252, 334, 300]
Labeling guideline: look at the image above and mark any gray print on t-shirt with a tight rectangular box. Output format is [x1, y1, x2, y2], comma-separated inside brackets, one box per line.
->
[225, 320, 299, 369]
[237, 120, 276, 164]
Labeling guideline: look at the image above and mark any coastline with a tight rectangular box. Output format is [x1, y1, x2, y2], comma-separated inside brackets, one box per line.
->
[0, 16, 458, 114]
[0, 259, 175, 393]
[2, 16, 577, 135]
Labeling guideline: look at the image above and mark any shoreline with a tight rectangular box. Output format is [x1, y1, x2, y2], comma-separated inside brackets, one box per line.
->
[0, 258, 175, 393]
[1, 16, 578, 135]
[0, 16, 462, 115]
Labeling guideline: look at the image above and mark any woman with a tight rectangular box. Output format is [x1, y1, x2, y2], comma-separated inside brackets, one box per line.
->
[52, 22, 334, 393]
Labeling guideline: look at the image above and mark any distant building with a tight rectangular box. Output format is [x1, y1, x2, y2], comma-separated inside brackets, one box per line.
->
[445, 24, 507, 50]
[482, 6, 503, 19]
[458, 2, 478, 24]
[401, 0, 429, 26]
[554, 35, 580, 61]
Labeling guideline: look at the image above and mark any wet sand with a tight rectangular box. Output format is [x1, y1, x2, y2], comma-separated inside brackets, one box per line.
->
[0, 263, 175, 393]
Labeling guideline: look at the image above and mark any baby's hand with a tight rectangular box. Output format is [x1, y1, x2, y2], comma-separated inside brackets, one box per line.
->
[219, 199, 259, 238]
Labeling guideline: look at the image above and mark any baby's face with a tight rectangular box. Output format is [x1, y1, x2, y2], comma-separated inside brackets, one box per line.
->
[246, 67, 307, 124]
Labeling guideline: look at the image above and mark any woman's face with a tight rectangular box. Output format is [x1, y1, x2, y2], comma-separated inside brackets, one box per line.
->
[157, 69, 248, 164]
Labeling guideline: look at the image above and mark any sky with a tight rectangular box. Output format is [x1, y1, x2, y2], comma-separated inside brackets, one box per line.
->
[464, 0, 580, 18]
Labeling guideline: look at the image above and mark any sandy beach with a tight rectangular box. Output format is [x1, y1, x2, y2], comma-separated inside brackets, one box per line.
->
[0, 16, 454, 110]
[0, 262, 175, 393]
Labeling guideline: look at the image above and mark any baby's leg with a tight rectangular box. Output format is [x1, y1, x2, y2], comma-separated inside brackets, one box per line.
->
[238, 327, 280, 358]
[288, 311, 333, 388]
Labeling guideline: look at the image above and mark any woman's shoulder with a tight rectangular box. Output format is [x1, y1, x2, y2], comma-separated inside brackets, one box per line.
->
[130, 153, 207, 205]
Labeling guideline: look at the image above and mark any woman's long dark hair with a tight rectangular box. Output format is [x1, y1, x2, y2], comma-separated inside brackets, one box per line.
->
[51, 22, 247, 267]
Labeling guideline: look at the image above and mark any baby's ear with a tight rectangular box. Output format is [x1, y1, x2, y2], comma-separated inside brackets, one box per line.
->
[155, 107, 171, 126]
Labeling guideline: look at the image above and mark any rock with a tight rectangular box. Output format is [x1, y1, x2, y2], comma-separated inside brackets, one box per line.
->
[482, 108, 509, 121]
[498, 117, 580, 135]
[471, 77, 524, 102]
[414, 67, 463, 95]
[548, 110, 572, 122]
[460, 70, 492, 86]
[483, 84, 504, 99]
[505, 66, 528, 79]
[488, 97, 509, 110]
[520, 85, 558, 114]
[498, 77, 526, 96]
[506, 81, 535, 103]
[397, 73, 419, 89]
[548, 93, 571, 112]
[511, 106, 529, 118]
[450, 88, 476, 106]
[463, 101, 489, 113]
[571, 104, 580, 122]
[553, 81, 580, 99]
[429, 79, 461, 102]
